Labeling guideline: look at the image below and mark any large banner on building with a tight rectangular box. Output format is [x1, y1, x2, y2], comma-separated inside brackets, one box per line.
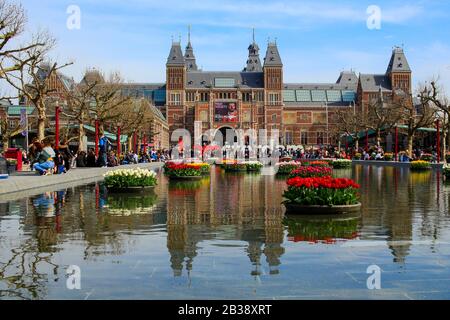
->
[214, 102, 238, 122]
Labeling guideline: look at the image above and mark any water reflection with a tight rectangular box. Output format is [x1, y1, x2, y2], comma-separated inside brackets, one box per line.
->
[284, 215, 359, 244]
[165, 169, 285, 277]
[1, 165, 450, 299]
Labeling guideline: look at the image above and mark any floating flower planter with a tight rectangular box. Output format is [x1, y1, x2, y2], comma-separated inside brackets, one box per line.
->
[224, 163, 248, 172]
[289, 166, 332, 178]
[245, 161, 263, 172]
[164, 163, 204, 180]
[284, 203, 362, 215]
[282, 176, 361, 215]
[276, 162, 301, 175]
[104, 168, 158, 192]
[331, 159, 352, 169]
[218, 159, 238, 169]
[410, 160, 431, 171]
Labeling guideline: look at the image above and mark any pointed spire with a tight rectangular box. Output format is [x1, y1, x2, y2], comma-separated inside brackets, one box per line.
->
[264, 41, 283, 67]
[386, 46, 411, 74]
[188, 24, 191, 44]
[184, 25, 198, 71]
[166, 40, 184, 67]
[244, 28, 262, 72]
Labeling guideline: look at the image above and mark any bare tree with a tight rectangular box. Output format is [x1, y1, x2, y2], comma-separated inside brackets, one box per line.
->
[63, 78, 98, 152]
[363, 91, 403, 147]
[334, 106, 363, 151]
[117, 98, 155, 152]
[0, 0, 44, 79]
[419, 80, 449, 157]
[0, 113, 24, 150]
[396, 90, 436, 158]
[85, 70, 131, 133]
[2, 32, 72, 141]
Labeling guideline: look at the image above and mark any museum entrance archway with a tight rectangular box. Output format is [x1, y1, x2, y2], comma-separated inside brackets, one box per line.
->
[214, 126, 238, 147]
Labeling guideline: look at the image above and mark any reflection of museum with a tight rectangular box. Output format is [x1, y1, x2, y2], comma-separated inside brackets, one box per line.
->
[122, 31, 412, 146]
[166, 171, 286, 276]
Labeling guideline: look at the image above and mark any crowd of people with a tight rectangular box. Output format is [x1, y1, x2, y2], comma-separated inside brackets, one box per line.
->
[21, 134, 170, 176]
[3, 137, 443, 176]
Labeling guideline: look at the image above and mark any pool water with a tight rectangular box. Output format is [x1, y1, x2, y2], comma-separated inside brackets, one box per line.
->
[1, 165, 450, 300]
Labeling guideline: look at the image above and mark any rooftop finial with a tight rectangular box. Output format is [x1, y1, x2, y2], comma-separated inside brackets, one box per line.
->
[252, 27, 255, 43]
[188, 24, 191, 43]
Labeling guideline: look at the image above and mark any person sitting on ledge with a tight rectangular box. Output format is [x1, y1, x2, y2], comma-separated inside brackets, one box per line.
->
[33, 140, 56, 176]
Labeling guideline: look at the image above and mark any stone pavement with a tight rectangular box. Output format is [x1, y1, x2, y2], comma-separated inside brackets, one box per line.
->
[0, 163, 163, 201]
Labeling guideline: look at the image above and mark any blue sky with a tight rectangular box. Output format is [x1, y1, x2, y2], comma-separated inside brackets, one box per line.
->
[19, 0, 450, 91]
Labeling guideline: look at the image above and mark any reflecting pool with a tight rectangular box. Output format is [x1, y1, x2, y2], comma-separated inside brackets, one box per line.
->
[1, 165, 450, 300]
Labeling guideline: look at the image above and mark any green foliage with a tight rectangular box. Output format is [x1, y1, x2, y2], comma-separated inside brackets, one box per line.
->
[331, 159, 352, 169]
[283, 217, 359, 242]
[384, 153, 394, 161]
[410, 160, 431, 171]
[246, 162, 263, 171]
[276, 163, 301, 175]
[283, 186, 360, 206]
[104, 169, 158, 188]
[224, 163, 248, 172]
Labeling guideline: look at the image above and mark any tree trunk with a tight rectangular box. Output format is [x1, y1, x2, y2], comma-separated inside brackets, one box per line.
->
[376, 129, 381, 147]
[78, 122, 86, 153]
[37, 118, 46, 141]
[2, 136, 9, 152]
[37, 103, 46, 141]
[407, 134, 414, 158]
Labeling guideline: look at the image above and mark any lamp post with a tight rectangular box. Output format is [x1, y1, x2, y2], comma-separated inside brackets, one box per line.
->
[395, 125, 399, 162]
[95, 117, 99, 158]
[55, 104, 60, 150]
[143, 133, 147, 154]
[117, 125, 121, 158]
[436, 118, 441, 164]
[133, 131, 138, 153]
[366, 130, 369, 152]
[325, 100, 329, 146]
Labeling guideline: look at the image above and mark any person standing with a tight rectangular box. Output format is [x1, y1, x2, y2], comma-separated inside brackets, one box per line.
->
[98, 133, 110, 168]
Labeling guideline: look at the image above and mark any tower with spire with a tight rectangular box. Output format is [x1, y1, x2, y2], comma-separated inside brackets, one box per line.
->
[184, 25, 198, 72]
[166, 38, 186, 130]
[386, 46, 412, 94]
[244, 28, 262, 72]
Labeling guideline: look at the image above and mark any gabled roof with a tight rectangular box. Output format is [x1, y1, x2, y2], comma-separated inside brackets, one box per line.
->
[80, 69, 105, 85]
[359, 74, 392, 92]
[336, 71, 358, 86]
[386, 47, 411, 74]
[167, 42, 185, 66]
[263, 43, 283, 67]
[36, 63, 75, 91]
